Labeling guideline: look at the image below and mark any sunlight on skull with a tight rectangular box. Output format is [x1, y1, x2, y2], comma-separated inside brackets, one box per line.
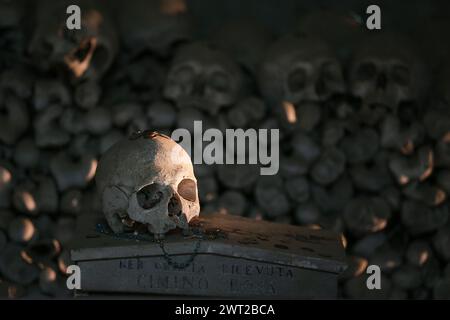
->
[95, 131, 200, 239]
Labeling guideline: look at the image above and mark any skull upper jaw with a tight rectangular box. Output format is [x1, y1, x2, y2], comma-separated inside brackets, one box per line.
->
[124, 182, 200, 238]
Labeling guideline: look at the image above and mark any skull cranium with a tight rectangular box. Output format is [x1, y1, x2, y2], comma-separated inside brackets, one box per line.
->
[95, 131, 200, 239]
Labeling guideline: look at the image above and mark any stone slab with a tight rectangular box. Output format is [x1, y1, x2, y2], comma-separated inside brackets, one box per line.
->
[71, 214, 346, 298]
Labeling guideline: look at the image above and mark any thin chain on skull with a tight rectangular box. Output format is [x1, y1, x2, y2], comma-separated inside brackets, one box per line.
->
[157, 238, 202, 270]
[95, 222, 205, 270]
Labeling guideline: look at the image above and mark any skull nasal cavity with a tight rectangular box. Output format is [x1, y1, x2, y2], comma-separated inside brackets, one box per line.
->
[137, 184, 164, 209]
[168, 196, 182, 217]
[376, 73, 388, 90]
[74, 38, 94, 62]
[177, 179, 197, 202]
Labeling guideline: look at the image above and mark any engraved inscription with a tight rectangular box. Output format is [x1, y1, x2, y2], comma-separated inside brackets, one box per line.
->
[221, 263, 294, 295]
[118, 259, 205, 274]
[119, 258, 144, 270]
[153, 262, 206, 274]
[115, 257, 296, 296]
[137, 274, 209, 290]
[221, 264, 294, 278]
[229, 278, 276, 295]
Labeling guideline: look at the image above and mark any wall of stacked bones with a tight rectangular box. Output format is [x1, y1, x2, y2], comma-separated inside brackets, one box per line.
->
[0, 0, 450, 299]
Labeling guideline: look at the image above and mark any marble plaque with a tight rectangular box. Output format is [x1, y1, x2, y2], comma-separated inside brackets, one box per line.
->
[71, 214, 346, 298]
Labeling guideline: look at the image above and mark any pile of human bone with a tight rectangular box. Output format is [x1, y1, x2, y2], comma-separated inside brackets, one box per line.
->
[0, 0, 450, 299]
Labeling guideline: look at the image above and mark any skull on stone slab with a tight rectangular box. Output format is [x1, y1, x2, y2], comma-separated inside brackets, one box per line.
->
[95, 131, 200, 239]
[164, 43, 244, 115]
[349, 33, 429, 113]
[28, 0, 117, 81]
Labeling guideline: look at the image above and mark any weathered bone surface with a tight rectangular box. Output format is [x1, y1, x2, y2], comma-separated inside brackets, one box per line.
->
[95, 131, 200, 238]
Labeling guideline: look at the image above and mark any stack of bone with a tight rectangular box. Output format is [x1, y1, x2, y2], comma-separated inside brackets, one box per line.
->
[0, 0, 449, 299]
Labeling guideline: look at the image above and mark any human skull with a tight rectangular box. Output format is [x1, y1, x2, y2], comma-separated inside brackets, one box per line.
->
[95, 130, 200, 239]
[28, 0, 118, 81]
[164, 43, 244, 115]
[258, 35, 345, 106]
[349, 33, 429, 113]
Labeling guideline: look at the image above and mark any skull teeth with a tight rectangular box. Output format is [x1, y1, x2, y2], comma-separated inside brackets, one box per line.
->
[121, 216, 135, 228]
[120, 216, 149, 234]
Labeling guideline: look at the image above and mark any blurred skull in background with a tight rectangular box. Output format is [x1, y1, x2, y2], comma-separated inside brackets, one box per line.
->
[349, 33, 430, 114]
[164, 43, 245, 115]
[28, 0, 118, 81]
[258, 35, 345, 106]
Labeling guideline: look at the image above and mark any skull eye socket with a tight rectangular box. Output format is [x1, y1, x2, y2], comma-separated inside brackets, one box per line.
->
[168, 195, 182, 217]
[356, 62, 377, 81]
[177, 179, 197, 202]
[391, 65, 410, 86]
[73, 38, 93, 62]
[321, 62, 341, 83]
[288, 68, 306, 92]
[136, 183, 164, 209]
[91, 44, 109, 71]
[174, 66, 195, 84]
[209, 71, 230, 93]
